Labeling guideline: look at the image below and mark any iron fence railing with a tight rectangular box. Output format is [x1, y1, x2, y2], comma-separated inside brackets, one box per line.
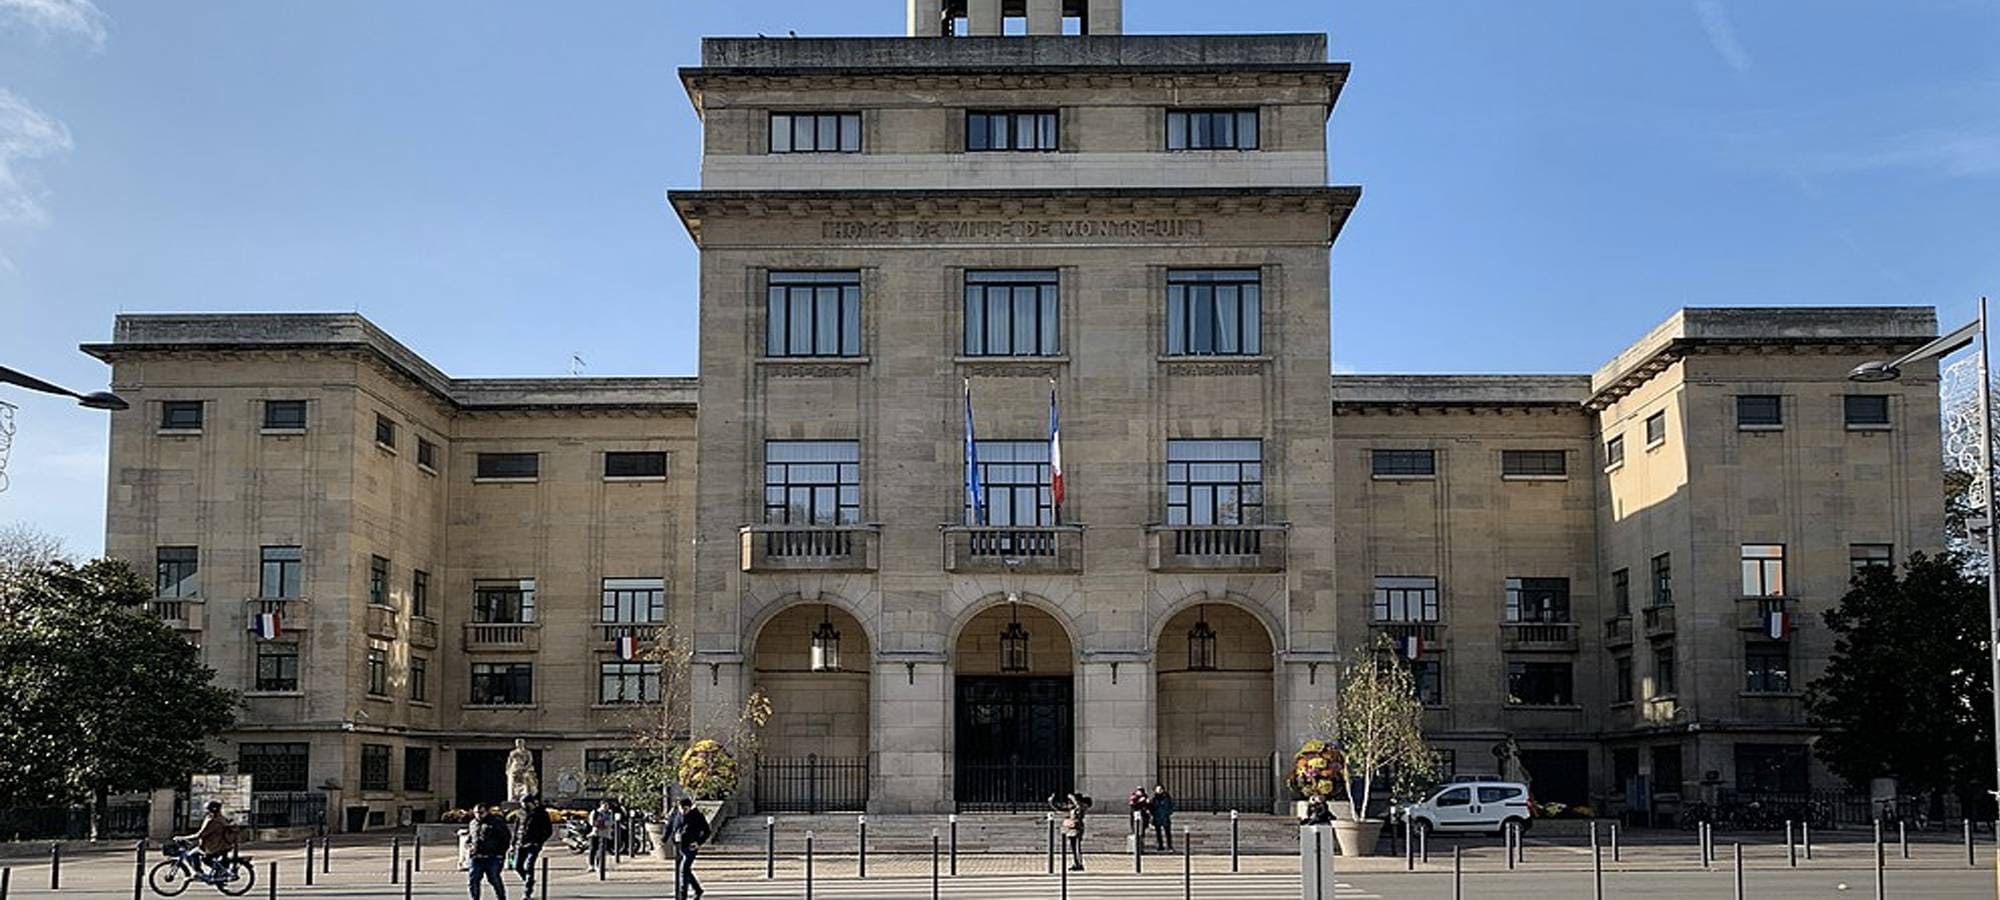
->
[1157, 756, 1276, 813]
[753, 754, 869, 813]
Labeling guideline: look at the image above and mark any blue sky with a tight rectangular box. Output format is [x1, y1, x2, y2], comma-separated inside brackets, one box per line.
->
[2, 0, 1996, 553]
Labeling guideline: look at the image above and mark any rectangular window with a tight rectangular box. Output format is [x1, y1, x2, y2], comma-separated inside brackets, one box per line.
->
[1505, 661, 1574, 706]
[1850, 543, 1893, 575]
[260, 546, 302, 599]
[1644, 411, 1667, 445]
[1165, 439, 1263, 526]
[254, 643, 299, 692]
[1745, 641, 1792, 693]
[237, 743, 309, 792]
[160, 400, 204, 431]
[360, 744, 391, 792]
[966, 440, 1053, 527]
[1166, 109, 1260, 150]
[584, 749, 620, 785]
[1653, 644, 1677, 697]
[1501, 449, 1567, 477]
[1650, 553, 1672, 607]
[403, 747, 432, 792]
[470, 662, 533, 705]
[369, 555, 390, 606]
[375, 414, 397, 449]
[366, 642, 389, 696]
[1740, 544, 1786, 597]
[1165, 269, 1261, 356]
[1372, 576, 1440, 623]
[962, 270, 1060, 356]
[766, 271, 863, 358]
[967, 110, 1057, 151]
[1611, 568, 1631, 616]
[1605, 435, 1625, 468]
[1505, 577, 1571, 623]
[411, 570, 430, 618]
[1411, 659, 1444, 706]
[262, 400, 307, 430]
[1737, 395, 1782, 428]
[1371, 449, 1435, 477]
[416, 438, 438, 470]
[764, 441, 862, 525]
[1735, 744, 1809, 793]
[473, 579, 536, 624]
[605, 451, 668, 479]
[1614, 654, 1634, 703]
[409, 654, 428, 702]
[1844, 394, 1890, 427]
[476, 453, 539, 480]
[769, 112, 862, 153]
[156, 546, 199, 598]
[601, 578, 666, 624]
[1652, 745, 1684, 794]
[598, 661, 662, 704]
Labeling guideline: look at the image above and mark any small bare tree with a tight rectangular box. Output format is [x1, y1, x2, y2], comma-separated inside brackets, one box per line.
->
[0, 522, 69, 575]
[1315, 636, 1441, 821]
[602, 622, 769, 809]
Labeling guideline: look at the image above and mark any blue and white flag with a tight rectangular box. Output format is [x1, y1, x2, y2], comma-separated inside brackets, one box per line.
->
[964, 378, 984, 525]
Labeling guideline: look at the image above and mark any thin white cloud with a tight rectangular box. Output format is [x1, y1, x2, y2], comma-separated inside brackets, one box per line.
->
[1694, 1, 1752, 73]
[1808, 129, 2000, 178]
[0, 0, 107, 49]
[0, 89, 72, 226]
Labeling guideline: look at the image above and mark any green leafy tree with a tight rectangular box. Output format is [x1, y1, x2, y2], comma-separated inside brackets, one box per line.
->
[599, 622, 769, 810]
[1806, 551, 1992, 806]
[0, 556, 238, 837]
[1315, 636, 1441, 821]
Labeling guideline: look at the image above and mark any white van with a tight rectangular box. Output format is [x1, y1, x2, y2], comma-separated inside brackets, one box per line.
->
[1403, 781, 1533, 836]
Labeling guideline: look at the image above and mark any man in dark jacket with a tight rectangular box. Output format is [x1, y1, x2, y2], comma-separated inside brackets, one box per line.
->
[467, 805, 512, 900]
[666, 798, 710, 900]
[511, 795, 553, 900]
[1149, 785, 1176, 850]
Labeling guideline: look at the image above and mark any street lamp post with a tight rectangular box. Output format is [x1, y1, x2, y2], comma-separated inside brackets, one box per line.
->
[1848, 297, 1998, 898]
[0, 364, 128, 410]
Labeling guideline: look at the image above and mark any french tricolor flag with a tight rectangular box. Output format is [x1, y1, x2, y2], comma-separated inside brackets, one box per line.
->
[1399, 632, 1423, 661]
[615, 635, 641, 661]
[247, 612, 282, 641]
[1766, 610, 1791, 640]
[1048, 382, 1064, 524]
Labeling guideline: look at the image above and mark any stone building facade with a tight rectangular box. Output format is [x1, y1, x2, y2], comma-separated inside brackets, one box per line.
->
[85, 0, 1947, 827]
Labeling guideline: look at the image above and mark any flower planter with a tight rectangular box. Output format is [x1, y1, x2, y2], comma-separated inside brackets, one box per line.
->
[1332, 819, 1384, 856]
[646, 823, 668, 861]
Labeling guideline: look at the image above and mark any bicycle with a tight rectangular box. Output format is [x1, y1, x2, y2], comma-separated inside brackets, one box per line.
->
[149, 839, 256, 897]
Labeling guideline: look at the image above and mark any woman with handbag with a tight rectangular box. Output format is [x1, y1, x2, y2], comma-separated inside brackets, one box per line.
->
[1048, 792, 1091, 871]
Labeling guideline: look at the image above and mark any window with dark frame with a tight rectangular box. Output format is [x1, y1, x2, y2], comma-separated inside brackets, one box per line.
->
[403, 747, 432, 792]
[262, 400, 307, 430]
[416, 438, 438, 470]
[1605, 435, 1625, 468]
[411, 569, 430, 618]
[1849, 543, 1893, 575]
[1614, 654, 1634, 703]
[1165, 439, 1263, 526]
[1845, 394, 1890, 427]
[1644, 411, 1667, 445]
[366, 642, 388, 696]
[1734, 744, 1809, 793]
[470, 662, 533, 705]
[1653, 644, 1677, 697]
[1167, 109, 1260, 150]
[1612, 568, 1631, 616]
[1371, 449, 1435, 477]
[254, 643, 299, 692]
[1372, 576, 1439, 623]
[967, 110, 1057, 151]
[769, 112, 862, 153]
[764, 441, 862, 525]
[584, 749, 620, 786]
[966, 440, 1053, 527]
[1504, 577, 1571, 623]
[1740, 544, 1786, 597]
[156, 546, 199, 598]
[1737, 395, 1782, 427]
[598, 661, 662, 704]
[374, 414, 397, 448]
[473, 579, 536, 624]
[1745, 641, 1791, 693]
[601, 578, 666, 624]
[1165, 269, 1261, 356]
[476, 453, 539, 480]
[409, 654, 428, 702]
[766, 271, 863, 358]
[963, 270, 1060, 356]
[360, 744, 391, 791]
[1650, 553, 1673, 607]
[1501, 449, 1567, 477]
[605, 451, 668, 479]
[369, 555, 390, 606]
[1505, 661, 1574, 706]
[160, 401, 204, 431]
[1411, 659, 1444, 706]
[237, 743, 309, 791]
[260, 546, 302, 599]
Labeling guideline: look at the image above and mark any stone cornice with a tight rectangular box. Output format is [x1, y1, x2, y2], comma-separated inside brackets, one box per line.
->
[682, 65, 1348, 113]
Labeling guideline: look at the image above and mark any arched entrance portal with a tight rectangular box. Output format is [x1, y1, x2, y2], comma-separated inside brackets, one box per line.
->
[952, 601, 1074, 811]
[1154, 602, 1277, 811]
[750, 603, 871, 812]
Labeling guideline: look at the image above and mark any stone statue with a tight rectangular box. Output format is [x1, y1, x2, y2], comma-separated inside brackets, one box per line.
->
[1495, 737, 1532, 788]
[505, 739, 538, 800]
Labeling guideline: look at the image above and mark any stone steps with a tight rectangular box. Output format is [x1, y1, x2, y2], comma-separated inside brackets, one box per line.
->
[711, 813, 1307, 855]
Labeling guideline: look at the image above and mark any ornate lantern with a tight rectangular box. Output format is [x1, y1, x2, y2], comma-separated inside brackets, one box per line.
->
[1187, 605, 1218, 671]
[999, 601, 1031, 673]
[809, 605, 841, 672]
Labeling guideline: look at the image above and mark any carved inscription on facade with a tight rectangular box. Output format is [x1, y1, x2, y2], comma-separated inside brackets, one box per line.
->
[822, 219, 1203, 241]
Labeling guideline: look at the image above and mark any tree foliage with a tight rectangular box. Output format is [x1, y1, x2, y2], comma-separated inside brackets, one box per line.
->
[599, 622, 769, 810]
[0, 556, 238, 826]
[1316, 636, 1440, 821]
[1806, 551, 1992, 800]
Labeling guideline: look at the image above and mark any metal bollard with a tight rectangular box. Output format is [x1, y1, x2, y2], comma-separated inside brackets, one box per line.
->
[1230, 809, 1240, 873]
[1899, 819, 1908, 859]
[1314, 830, 1325, 900]
[1505, 821, 1515, 870]
[1875, 825, 1886, 900]
[1419, 822, 1428, 863]
[2, 866, 10, 900]
[1451, 846, 1461, 900]
[321, 837, 330, 875]
[539, 854, 549, 900]
[1132, 810, 1143, 874]
[1787, 820, 1797, 867]
[133, 839, 146, 900]
[1047, 815, 1056, 875]
[1733, 843, 1743, 900]
[1611, 822, 1620, 862]
[1804, 820, 1814, 860]
[1873, 818, 1883, 873]
[931, 830, 940, 900]
[414, 831, 423, 872]
[805, 831, 814, 900]
[1592, 825, 1603, 900]
[1969, 818, 1978, 867]
[391, 836, 401, 884]
[1059, 837, 1068, 900]
[949, 814, 960, 877]
[1404, 818, 1414, 871]
[858, 815, 868, 879]
[48, 843, 59, 891]
[1182, 827, 1192, 900]
[765, 816, 775, 879]
[597, 841, 606, 882]
[305, 838, 315, 886]
[267, 861, 276, 900]
[401, 859, 412, 900]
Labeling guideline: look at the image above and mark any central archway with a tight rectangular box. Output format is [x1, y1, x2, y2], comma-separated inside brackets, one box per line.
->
[951, 600, 1074, 812]
[750, 603, 871, 812]
[1154, 601, 1277, 812]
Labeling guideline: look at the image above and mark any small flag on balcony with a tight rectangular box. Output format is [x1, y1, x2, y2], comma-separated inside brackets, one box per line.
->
[615, 634, 641, 661]
[1048, 380, 1064, 523]
[1399, 632, 1423, 660]
[1766, 610, 1790, 640]
[247, 612, 282, 640]
[964, 378, 985, 525]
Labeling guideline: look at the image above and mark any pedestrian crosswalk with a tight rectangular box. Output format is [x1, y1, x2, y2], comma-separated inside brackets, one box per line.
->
[686, 872, 1381, 898]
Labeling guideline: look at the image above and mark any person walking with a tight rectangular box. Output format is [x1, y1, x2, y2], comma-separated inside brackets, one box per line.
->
[586, 800, 615, 873]
[511, 795, 552, 900]
[1049, 792, 1091, 871]
[1128, 785, 1151, 835]
[1149, 785, 1176, 851]
[467, 804, 512, 900]
[666, 798, 710, 900]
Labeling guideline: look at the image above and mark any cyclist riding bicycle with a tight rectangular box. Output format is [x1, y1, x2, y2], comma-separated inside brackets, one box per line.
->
[175, 802, 236, 878]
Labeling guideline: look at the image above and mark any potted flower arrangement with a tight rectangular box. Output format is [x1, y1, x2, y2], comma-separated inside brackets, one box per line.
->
[1313, 636, 1441, 856]
[677, 739, 741, 800]
[1288, 738, 1344, 816]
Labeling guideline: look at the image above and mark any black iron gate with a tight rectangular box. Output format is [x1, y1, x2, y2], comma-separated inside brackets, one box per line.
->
[1157, 756, 1275, 813]
[955, 676, 1073, 812]
[754, 754, 869, 813]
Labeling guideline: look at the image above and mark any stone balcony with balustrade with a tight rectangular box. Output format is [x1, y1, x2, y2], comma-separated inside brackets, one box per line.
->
[1145, 524, 1288, 573]
[940, 525, 1084, 575]
[464, 622, 541, 652]
[244, 598, 310, 630]
[1500, 621, 1580, 652]
[150, 598, 203, 632]
[740, 525, 879, 573]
